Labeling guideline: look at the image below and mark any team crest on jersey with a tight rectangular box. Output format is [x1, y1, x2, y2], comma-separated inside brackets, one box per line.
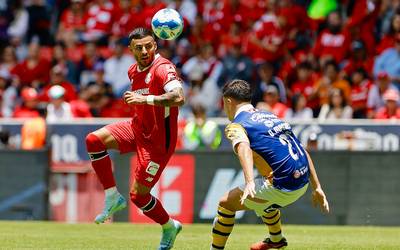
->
[145, 72, 152, 84]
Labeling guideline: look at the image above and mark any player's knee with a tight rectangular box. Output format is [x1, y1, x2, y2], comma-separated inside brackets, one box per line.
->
[85, 133, 105, 152]
[130, 191, 152, 209]
[218, 199, 234, 212]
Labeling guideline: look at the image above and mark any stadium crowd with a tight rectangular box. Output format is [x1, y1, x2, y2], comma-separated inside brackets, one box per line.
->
[0, 0, 400, 121]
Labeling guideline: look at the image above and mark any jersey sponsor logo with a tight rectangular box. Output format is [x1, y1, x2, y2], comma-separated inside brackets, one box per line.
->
[293, 170, 301, 179]
[145, 72, 152, 84]
[267, 122, 292, 137]
[133, 88, 149, 95]
[146, 161, 160, 176]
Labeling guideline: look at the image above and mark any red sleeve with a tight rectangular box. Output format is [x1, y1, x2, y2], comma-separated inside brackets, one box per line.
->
[155, 63, 180, 89]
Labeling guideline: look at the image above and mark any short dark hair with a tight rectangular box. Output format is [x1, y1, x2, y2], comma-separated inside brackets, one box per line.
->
[222, 79, 252, 102]
[128, 28, 154, 44]
[323, 59, 339, 72]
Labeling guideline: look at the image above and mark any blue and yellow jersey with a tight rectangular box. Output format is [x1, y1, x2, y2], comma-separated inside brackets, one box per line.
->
[225, 105, 309, 191]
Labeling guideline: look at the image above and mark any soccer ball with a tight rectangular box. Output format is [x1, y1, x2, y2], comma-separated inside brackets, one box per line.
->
[151, 8, 183, 40]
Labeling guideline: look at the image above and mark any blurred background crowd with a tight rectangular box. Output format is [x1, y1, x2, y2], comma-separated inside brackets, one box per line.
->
[0, 0, 400, 124]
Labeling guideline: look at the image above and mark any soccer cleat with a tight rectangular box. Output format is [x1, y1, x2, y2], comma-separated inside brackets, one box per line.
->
[158, 219, 182, 250]
[94, 193, 127, 224]
[250, 237, 288, 250]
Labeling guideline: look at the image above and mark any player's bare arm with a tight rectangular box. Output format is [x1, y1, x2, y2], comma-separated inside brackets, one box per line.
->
[153, 87, 185, 106]
[124, 87, 184, 107]
[305, 150, 330, 213]
[236, 141, 256, 204]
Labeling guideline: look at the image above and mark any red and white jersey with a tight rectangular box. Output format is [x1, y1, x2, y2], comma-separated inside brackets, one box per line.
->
[313, 29, 350, 62]
[127, 54, 182, 153]
[350, 79, 372, 109]
[85, 2, 115, 35]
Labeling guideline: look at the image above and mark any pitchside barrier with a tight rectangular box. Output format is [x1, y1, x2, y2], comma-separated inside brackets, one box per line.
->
[0, 148, 50, 220]
[1, 148, 399, 226]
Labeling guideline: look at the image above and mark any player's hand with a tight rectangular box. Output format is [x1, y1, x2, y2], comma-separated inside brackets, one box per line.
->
[240, 180, 256, 205]
[124, 91, 146, 105]
[312, 187, 330, 214]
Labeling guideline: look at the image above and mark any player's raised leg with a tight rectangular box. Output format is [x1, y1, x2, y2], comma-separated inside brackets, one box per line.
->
[85, 127, 127, 224]
[211, 187, 248, 250]
[130, 177, 181, 250]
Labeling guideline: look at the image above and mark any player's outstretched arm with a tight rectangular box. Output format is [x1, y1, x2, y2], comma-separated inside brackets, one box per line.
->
[305, 150, 330, 214]
[152, 87, 185, 106]
[124, 87, 185, 107]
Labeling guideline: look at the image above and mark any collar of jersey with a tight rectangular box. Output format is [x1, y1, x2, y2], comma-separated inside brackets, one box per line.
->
[234, 104, 254, 119]
[137, 53, 160, 72]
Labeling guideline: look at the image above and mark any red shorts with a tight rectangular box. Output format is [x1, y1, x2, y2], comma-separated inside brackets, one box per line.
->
[105, 120, 174, 188]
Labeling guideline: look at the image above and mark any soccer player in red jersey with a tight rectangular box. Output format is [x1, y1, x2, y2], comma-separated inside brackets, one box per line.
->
[85, 28, 184, 250]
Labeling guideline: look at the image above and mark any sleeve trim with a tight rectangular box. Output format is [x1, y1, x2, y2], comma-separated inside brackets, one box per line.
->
[164, 79, 182, 92]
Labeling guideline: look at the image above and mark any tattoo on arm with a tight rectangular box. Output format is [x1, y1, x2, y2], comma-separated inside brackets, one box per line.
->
[153, 87, 185, 107]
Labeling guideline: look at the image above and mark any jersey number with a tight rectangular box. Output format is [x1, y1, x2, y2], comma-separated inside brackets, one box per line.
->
[279, 134, 303, 161]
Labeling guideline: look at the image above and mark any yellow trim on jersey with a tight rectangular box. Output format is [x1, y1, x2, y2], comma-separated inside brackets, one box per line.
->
[253, 150, 273, 179]
[224, 123, 249, 153]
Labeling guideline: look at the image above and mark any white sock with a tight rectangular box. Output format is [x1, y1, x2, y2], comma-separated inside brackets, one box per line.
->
[161, 219, 174, 229]
[105, 187, 118, 197]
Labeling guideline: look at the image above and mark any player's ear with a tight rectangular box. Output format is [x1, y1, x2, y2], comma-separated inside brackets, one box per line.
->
[153, 40, 157, 50]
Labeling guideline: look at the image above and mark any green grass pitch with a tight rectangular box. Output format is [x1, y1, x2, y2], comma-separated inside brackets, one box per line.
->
[0, 221, 399, 249]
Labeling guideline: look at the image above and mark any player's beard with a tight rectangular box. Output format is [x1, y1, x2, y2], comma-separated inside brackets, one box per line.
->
[139, 54, 154, 69]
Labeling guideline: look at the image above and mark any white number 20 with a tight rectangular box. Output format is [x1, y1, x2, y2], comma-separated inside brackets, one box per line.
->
[279, 134, 303, 161]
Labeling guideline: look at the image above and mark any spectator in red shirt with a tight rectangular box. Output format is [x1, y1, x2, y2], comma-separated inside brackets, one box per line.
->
[56, 0, 86, 48]
[111, 0, 144, 45]
[13, 87, 40, 118]
[313, 11, 350, 64]
[256, 85, 288, 118]
[39, 65, 78, 103]
[350, 68, 372, 118]
[248, 6, 285, 64]
[277, 0, 311, 51]
[341, 40, 374, 79]
[290, 61, 319, 111]
[81, 0, 116, 44]
[375, 89, 400, 119]
[11, 42, 50, 88]
[346, 0, 381, 56]
[141, 0, 166, 28]
[217, 22, 242, 58]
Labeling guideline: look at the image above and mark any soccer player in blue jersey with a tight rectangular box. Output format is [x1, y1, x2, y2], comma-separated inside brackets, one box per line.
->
[210, 79, 329, 250]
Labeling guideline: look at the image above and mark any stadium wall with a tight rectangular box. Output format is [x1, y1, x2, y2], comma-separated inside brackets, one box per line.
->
[0, 148, 50, 220]
[0, 150, 399, 225]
